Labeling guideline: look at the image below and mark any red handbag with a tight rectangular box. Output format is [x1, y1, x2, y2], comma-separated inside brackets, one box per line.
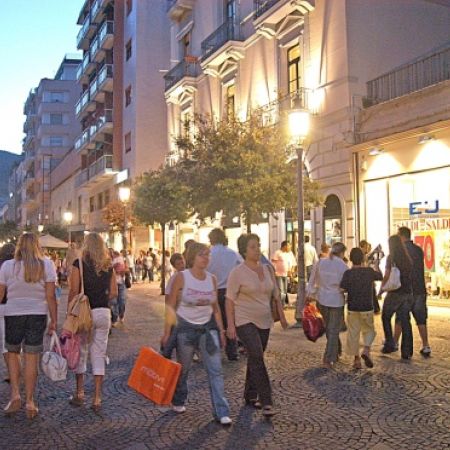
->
[303, 303, 325, 342]
[59, 330, 81, 370]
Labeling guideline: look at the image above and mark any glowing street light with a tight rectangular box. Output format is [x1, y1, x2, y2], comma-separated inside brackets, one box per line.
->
[63, 211, 73, 243]
[288, 95, 311, 327]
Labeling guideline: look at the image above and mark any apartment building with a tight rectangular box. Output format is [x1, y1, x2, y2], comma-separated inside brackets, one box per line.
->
[74, 0, 170, 247]
[21, 56, 81, 228]
[164, 0, 450, 255]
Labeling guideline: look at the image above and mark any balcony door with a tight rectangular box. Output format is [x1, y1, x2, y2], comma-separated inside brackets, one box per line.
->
[225, 0, 236, 22]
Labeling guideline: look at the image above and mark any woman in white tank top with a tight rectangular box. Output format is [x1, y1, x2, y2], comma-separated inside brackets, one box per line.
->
[162, 242, 231, 425]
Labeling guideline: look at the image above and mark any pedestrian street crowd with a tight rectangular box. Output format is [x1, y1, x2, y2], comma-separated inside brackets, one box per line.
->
[0, 225, 434, 428]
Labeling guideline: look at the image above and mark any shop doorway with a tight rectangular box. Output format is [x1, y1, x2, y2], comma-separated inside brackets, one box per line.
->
[323, 194, 343, 245]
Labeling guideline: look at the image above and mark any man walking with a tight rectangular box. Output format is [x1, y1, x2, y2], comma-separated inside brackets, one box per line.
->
[304, 236, 318, 281]
[394, 227, 431, 356]
[271, 241, 296, 306]
[207, 228, 242, 361]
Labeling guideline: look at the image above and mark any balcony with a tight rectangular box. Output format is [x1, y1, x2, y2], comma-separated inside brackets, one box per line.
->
[75, 90, 96, 118]
[74, 127, 95, 154]
[24, 172, 35, 189]
[167, 0, 195, 20]
[76, 12, 96, 50]
[98, 21, 114, 50]
[90, 35, 101, 62]
[91, 0, 112, 23]
[201, 21, 244, 62]
[75, 155, 116, 188]
[164, 58, 199, 92]
[76, 52, 96, 82]
[366, 45, 450, 106]
[97, 64, 113, 92]
[253, 0, 314, 38]
[91, 110, 113, 142]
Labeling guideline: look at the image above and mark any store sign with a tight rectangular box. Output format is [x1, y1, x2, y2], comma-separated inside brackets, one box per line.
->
[409, 200, 439, 215]
[414, 232, 435, 271]
[396, 217, 450, 232]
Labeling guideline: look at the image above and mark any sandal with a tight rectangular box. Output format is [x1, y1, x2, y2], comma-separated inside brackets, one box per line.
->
[69, 395, 85, 407]
[4, 398, 21, 415]
[91, 403, 102, 414]
[25, 405, 39, 420]
[262, 406, 276, 417]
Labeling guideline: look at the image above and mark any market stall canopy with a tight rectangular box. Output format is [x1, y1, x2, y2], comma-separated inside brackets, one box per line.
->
[39, 234, 68, 249]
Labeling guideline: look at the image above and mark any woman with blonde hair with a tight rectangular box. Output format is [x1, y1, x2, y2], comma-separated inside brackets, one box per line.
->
[162, 242, 231, 425]
[0, 233, 57, 419]
[68, 233, 117, 412]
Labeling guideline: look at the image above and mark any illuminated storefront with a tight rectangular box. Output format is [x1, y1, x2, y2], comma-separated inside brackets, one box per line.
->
[359, 130, 450, 303]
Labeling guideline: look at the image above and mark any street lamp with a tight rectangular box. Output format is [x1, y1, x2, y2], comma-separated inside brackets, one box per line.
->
[118, 186, 131, 251]
[63, 211, 73, 243]
[37, 224, 44, 234]
[288, 96, 310, 327]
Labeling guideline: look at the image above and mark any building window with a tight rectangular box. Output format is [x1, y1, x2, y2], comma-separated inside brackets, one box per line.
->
[225, 0, 236, 21]
[49, 136, 64, 147]
[89, 196, 95, 212]
[50, 92, 64, 103]
[324, 194, 342, 245]
[288, 44, 301, 95]
[97, 192, 104, 210]
[126, 0, 132, 15]
[182, 33, 191, 57]
[226, 84, 235, 120]
[125, 132, 132, 153]
[126, 39, 132, 61]
[104, 189, 110, 206]
[50, 113, 63, 125]
[125, 85, 132, 107]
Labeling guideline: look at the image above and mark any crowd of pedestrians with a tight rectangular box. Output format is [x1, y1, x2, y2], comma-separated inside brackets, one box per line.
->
[0, 225, 432, 424]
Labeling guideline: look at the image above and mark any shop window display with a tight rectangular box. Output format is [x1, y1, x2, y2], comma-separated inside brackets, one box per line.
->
[323, 195, 342, 245]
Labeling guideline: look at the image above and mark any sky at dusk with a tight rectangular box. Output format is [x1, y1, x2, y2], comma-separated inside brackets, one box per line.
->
[0, 0, 83, 154]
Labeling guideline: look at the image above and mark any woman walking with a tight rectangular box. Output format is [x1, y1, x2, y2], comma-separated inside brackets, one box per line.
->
[381, 234, 414, 360]
[307, 242, 348, 369]
[68, 233, 117, 412]
[0, 243, 16, 383]
[0, 233, 57, 419]
[162, 242, 231, 425]
[226, 234, 288, 417]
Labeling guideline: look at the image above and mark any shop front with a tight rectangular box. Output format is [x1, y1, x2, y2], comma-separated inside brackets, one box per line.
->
[362, 160, 450, 302]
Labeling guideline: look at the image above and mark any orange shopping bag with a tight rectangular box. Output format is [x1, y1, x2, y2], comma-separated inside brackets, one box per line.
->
[128, 347, 181, 406]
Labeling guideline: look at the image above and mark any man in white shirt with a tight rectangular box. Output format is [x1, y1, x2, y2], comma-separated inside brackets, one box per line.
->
[304, 235, 318, 281]
[271, 241, 296, 305]
[207, 228, 242, 361]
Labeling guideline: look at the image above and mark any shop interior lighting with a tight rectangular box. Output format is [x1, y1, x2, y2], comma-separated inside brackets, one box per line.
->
[369, 147, 383, 156]
[418, 135, 435, 144]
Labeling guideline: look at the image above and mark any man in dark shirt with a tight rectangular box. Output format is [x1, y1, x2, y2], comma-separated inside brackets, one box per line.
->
[340, 248, 383, 369]
[394, 227, 431, 356]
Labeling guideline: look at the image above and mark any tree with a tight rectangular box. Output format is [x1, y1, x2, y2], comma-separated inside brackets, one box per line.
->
[175, 112, 323, 232]
[133, 165, 191, 294]
[0, 221, 20, 243]
[44, 224, 68, 242]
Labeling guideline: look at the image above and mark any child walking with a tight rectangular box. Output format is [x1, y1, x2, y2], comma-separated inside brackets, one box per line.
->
[340, 248, 383, 369]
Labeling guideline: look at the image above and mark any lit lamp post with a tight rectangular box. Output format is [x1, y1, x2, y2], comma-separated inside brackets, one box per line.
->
[37, 224, 44, 234]
[118, 186, 131, 251]
[63, 211, 73, 243]
[288, 97, 310, 327]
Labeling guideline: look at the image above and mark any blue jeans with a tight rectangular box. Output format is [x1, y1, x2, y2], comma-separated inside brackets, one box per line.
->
[172, 326, 230, 419]
[111, 283, 126, 321]
[276, 276, 288, 304]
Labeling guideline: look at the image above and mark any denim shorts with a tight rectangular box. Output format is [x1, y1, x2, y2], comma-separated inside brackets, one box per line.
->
[5, 315, 48, 353]
[395, 294, 427, 326]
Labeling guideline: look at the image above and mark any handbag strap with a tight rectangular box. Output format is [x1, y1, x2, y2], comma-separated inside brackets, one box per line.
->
[78, 257, 85, 295]
[50, 331, 62, 356]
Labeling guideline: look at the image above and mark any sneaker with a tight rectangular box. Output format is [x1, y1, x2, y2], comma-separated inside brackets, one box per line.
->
[420, 346, 431, 357]
[219, 416, 232, 426]
[172, 405, 186, 413]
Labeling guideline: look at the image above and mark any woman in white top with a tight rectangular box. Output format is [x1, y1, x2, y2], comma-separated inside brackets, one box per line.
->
[162, 242, 231, 425]
[306, 242, 348, 368]
[0, 233, 57, 419]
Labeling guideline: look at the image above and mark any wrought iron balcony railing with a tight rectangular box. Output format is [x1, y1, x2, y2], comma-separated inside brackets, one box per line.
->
[201, 20, 243, 61]
[253, 0, 281, 18]
[366, 44, 450, 105]
[164, 58, 200, 91]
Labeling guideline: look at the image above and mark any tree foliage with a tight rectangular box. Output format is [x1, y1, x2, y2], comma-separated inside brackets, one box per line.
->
[175, 112, 323, 230]
[102, 201, 127, 230]
[0, 221, 20, 242]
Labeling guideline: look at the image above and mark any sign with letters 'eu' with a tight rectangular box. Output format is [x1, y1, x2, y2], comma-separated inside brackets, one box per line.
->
[409, 200, 439, 216]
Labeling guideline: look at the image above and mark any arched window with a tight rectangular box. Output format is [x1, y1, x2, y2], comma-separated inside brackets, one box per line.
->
[324, 194, 342, 245]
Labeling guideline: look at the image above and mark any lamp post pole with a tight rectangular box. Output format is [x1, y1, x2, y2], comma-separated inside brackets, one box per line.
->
[118, 186, 131, 251]
[295, 142, 306, 327]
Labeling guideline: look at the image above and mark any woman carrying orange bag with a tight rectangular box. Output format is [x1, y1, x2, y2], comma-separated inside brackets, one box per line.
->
[161, 243, 231, 425]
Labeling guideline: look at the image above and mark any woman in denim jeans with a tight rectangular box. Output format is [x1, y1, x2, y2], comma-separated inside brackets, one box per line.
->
[162, 242, 231, 425]
[381, 235, 413, 360]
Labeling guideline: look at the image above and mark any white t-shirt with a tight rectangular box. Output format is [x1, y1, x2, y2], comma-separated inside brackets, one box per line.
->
[177, 270, 215, 325]
[0, 258, 57, 316]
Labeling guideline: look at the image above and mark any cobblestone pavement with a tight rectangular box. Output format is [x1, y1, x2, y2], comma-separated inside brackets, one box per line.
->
[1, 283, 449, 450]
